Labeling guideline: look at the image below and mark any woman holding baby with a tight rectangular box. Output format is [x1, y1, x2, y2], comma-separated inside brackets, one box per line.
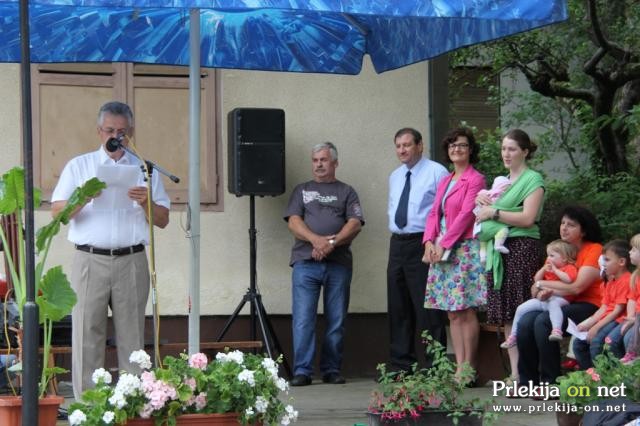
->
[422, 127, 487, 380]
[474, 129, 545, 382]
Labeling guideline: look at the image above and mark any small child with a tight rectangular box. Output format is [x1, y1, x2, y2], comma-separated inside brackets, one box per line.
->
[620, 233, 640, 364]
[573, 239, 631, 369]
[500, 239, 578, 348]
[473, 175, 511, 262]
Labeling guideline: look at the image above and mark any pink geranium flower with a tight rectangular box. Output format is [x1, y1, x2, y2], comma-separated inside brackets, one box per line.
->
[188, 353, 208, 370]
[585, 368, 600, 381]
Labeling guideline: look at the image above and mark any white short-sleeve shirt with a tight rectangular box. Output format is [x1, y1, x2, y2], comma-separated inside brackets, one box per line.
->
[51, 146, 171, 248]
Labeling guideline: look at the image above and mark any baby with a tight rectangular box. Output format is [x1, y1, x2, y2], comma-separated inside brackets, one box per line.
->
[501, 239, 579, 348]
[473, 175, 511, 262]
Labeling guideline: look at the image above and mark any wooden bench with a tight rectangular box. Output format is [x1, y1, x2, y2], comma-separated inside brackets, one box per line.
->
[477, 322, 511, 384]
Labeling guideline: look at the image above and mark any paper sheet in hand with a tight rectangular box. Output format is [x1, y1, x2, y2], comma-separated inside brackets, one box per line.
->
[94, 165, 139, 210]
[567, 318, 588, 341]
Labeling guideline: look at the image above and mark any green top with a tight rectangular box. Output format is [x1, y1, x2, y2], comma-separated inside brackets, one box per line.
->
[478, 168, 544, 289]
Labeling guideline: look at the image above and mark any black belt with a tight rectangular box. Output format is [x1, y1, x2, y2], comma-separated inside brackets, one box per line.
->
[76, 244, 144, 256]
[391, 232, 424, 241]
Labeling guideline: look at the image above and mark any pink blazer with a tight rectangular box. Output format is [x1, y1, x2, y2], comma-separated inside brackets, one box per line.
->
[423, 165, 486, 249]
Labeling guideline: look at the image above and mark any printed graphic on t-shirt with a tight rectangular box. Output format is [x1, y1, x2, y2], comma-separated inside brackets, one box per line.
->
[302, 190, 338, 204]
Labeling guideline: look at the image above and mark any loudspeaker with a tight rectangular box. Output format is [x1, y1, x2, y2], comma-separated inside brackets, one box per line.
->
[228, 108, 285, 196]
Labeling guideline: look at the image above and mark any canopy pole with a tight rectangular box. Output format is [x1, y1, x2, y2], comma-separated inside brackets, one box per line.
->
[188, 8, 201, 355]
[19, 0, 39, 422]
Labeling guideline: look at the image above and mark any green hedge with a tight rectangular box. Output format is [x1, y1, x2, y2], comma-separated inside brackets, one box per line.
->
[541, 172, 640, 245]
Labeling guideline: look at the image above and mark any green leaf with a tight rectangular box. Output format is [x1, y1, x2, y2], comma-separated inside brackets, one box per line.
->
[36, 178, 105, 252]
[8, 362, 22, 373]
[44, 366, 68, 376]
[0, 167, 42, 215]
[36, 266, 77, 323]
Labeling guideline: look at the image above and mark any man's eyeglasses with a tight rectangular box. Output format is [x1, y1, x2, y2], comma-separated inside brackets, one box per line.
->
[448, 143, 469, 150]
[99, 127, 129, 136]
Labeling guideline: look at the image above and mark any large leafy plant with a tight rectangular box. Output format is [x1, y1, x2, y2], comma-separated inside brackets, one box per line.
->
[557, 348, 640, 413]
[369, 331, 499, 425]
[0, 166, 105, 397]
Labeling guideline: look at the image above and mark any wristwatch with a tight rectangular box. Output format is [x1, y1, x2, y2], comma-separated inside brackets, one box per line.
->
[329, 239, 336, 246]
[535, 281, 542, 290]
[492, 209, 500, 221]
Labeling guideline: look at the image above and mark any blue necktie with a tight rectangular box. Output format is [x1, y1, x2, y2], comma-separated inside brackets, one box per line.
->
[394, 171, 411, 229]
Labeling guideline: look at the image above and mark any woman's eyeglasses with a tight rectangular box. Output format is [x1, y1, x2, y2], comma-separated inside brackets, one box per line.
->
[448, 143, 469, 150]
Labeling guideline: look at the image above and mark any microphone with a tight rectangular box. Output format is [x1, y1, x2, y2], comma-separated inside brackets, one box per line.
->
[106, 134, 125, 152]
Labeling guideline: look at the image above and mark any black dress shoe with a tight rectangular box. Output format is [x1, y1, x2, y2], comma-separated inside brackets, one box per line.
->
[290, 374, 312, 386]
[322, 372, 346, 384]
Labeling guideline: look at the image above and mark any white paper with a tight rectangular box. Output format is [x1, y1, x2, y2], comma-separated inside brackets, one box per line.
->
[567, 318, 588, 341]
[93, 165, 140, 210]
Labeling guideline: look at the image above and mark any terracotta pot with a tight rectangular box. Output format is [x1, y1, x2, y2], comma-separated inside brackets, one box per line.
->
[122, 412, 262, 425]
[176, 412, 244, 425]
[555, 411, 583, 426]
[367, 410, 483, 425]
[0, 395, 65, 426]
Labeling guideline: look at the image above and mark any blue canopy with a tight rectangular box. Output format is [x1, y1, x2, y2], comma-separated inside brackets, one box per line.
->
[0, 0, 567, 74]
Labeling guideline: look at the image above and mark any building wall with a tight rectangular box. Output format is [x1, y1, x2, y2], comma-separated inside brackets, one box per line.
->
[0, 58, 432, 317]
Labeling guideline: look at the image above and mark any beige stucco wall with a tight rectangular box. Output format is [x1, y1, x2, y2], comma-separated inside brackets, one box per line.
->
[0, 57, 431, 316]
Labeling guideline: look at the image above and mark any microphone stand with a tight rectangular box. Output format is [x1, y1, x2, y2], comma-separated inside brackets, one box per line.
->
[118, 137, 179, 367]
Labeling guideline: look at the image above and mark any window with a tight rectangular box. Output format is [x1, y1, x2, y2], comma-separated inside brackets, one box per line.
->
[449, 67, 499, 133]
[31, 63, 219, 209]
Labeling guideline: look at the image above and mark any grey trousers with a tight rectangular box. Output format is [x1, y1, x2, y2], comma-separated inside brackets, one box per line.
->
[71, 249, 149, 399]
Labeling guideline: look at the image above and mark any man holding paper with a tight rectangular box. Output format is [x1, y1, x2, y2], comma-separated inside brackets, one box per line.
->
[51, 101, 170, 399]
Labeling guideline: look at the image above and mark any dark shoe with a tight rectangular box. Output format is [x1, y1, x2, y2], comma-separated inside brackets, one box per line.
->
[290, 374, 312, 386]
[322, 372, 346, 384]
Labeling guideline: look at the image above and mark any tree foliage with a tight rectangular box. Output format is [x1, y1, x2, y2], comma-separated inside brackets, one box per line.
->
[453, 0, 640, 175]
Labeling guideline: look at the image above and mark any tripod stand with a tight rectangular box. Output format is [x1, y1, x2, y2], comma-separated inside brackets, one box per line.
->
[217, 195, 290, 376]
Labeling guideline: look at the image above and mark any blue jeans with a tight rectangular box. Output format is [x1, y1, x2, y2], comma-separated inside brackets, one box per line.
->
[606, 322, 634, 357]
[0, 354, 17, 388]
[573, 321, 619, 369]
[291, 260, 352, 377]
[517, 302, 598, 384]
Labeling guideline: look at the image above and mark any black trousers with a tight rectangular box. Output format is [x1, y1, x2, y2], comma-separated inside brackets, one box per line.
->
[516, 302, 598, 384]
[387, 235, 446, 370]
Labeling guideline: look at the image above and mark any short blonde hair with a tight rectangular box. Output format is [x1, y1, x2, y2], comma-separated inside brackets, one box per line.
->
[546, 239, 578, 264]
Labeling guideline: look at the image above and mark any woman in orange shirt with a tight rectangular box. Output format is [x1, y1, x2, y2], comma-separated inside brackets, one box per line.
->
[516, 206, 603, 385]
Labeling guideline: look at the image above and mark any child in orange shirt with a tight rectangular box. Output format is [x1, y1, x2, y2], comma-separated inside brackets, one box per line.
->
[572, 239, 631, 369]
[619, 234, 640, 364]
[500, 240, 578, 348]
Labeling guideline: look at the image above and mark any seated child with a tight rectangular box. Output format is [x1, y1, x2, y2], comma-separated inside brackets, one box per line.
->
[473, 175, 510, 262]
[501, 239, 578, 348]
[573, 239, 631, 369]
[620, 233, 639, 364]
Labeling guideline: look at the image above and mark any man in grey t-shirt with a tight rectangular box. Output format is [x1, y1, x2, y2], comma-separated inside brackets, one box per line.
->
[284, 142, 364, 386]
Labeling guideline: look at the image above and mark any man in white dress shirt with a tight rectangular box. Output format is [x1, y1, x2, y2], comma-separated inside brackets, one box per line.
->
[51, 101, 170, 399]
[386, 127, 448, 374]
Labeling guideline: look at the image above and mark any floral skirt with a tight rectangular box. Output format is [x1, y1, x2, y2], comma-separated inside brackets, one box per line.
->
[424, 239, 487, 311]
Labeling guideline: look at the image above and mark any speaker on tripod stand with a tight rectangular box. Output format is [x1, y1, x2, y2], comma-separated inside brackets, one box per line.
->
[218, 108, 290, 375]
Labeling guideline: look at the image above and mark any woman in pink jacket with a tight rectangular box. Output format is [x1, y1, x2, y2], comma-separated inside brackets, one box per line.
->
[422, 128, 487, 381]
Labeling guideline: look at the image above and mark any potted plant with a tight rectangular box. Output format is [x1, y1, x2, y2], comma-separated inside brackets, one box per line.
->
[0, 166, 105, 424]
[556, 347, 640, 426]
[67, 349, 298, 425]
[368, 331, 498, 426]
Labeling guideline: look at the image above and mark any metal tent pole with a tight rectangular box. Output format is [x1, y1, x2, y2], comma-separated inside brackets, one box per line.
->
[188, 8, 202, 355]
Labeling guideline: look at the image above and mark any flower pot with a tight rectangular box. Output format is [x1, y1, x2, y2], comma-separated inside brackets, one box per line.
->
[555, 411, 583, 426]
[176, 413, 244, 425]
[122, 412, 263, 425]
[0, 395, 65, 426]
[367, 410, 483, 426]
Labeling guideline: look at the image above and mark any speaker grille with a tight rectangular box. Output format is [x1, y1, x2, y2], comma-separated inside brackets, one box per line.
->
[228, 108, 285, 196]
